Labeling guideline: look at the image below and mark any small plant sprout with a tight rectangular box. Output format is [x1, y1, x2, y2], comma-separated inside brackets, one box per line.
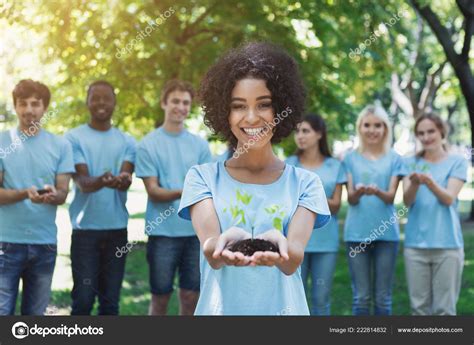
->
[264, 204, 286, 232]
[410, 162, 430, 173]
[224, 189, 256, 237]
[38, 175, 51, 188]
[224, 190, 287, 239]
[420, 163, 430, 173]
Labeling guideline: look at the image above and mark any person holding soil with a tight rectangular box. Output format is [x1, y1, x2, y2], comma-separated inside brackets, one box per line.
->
[65, 80, 136, 315]
[286, 114, 346, 315]
[403, 113, 467, 315]
[343, 103, 406, 315]
[136, 79, 212, 316]
[0, 79, 74, 315]
[178, 42, 330, 315]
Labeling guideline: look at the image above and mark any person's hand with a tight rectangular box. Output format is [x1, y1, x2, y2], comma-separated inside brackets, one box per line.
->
[116, 172, 132, 190]
[213, 227, 251, 267]
[101, 171, 120, 188]
[27, 186, 45, 204]
[42, 184, 58, 204]
[418, 173, 434, 187]
[250, 229, 289, 267]
[355, 183, 367, 195]
[409, 172, 421, 185]
[365, 184, 379, 195]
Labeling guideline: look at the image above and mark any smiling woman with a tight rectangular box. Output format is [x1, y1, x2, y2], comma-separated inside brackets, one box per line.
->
[177, 42, 331, 315]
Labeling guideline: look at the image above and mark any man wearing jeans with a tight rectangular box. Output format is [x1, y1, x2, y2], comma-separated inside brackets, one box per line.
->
[66, 80, 136, 315]
[136, 79, 212, 315]
[0, 79, 74, 315]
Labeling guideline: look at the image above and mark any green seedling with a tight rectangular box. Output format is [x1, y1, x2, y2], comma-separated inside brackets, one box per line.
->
[224, 189, 287, 238]
[264, 204, 286, 232]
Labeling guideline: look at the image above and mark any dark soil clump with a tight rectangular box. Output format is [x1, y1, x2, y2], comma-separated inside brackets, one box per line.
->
[229, 239, 278, 256]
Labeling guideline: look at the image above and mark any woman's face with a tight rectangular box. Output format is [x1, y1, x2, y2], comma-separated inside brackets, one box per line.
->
[228, 78, 274, 150]
[359, 113, 386, 147]
[416, 118, 444, 151]
[294, 121, 321, 151]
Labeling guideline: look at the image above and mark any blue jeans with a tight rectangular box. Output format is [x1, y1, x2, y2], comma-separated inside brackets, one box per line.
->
[70, 229, 127, 315]
[300, 252, 338, 315]
[346, 241, 398, 315]
[147, 236, 200, 295]
[0, 242, 57, 315]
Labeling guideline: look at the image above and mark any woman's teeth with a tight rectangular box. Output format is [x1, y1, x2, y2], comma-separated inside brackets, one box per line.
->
[242, 127, 264, 136]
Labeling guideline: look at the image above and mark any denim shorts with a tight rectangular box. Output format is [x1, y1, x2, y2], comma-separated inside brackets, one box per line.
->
[146, 235, 200, 295]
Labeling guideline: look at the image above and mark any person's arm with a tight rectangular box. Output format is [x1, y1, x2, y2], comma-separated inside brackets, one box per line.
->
[347, 173, 365, 205]
[368, 176, 400, 204]
[0, 171, 29, 205]
[42, 173, 72, 205]
[72, 164, 117, 193]
[327, 184, 343, 214]
[251, 206, 316, 275]
[142, 176, 182, 202]
[403, 173, 421, 207]
[421, 174, 465, 206]
[189, 198, 251, 269]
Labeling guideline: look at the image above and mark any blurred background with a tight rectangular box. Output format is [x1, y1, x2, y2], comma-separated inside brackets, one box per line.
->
[0, 0, 472, 315]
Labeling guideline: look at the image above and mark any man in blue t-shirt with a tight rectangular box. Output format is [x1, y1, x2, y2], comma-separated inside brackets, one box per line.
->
[0, 79, 74, 315]
[136, 80, 212, 315]
[65, 80, 136, 315]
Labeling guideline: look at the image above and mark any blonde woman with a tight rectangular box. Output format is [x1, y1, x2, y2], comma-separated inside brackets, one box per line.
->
[403, 113, 467, 315]
[343, 103, 406, 315]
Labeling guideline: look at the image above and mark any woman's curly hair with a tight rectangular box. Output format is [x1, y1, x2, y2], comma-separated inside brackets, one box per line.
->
[199, 42, 306, 148]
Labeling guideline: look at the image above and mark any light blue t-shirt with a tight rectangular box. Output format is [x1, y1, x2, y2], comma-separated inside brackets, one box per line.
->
[178, 161, 331, 315]
[214, 149, 233, 162]
[65, 124, 136, 230]
[136, 127, 212, 237]
[403, 154, 468, 249]
[0, 128, 74, 244]
[286, 155, 346, 252]
[343, 149, 406, 242]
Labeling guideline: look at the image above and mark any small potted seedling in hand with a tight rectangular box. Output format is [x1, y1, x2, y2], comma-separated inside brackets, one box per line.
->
[224, 190, 285, 256]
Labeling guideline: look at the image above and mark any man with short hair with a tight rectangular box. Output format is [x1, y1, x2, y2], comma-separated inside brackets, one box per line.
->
[136, 79, 212, 315]
[0, 79, 74, 315]
[66, 80, 136, 315]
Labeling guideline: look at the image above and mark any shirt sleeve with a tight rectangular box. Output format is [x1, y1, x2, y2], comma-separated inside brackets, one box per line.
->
[336, 160, 347, 184]
[135, 143, 158, 178]
[284, 155, 298, 166]
[391, 152, 407, 177]
[449, 156, 468, 182]
[57, 138, 76, 174]
[123, 135, 137, 164]
[64, 132, 87, 165]
[298, 172, 331, 229]
[342, 152, 352, 178]
[178, 166, 212, 221]
[199, 141, 213, 164]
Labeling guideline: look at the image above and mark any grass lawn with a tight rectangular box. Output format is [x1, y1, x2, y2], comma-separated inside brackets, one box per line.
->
[46, 220, 474, 315]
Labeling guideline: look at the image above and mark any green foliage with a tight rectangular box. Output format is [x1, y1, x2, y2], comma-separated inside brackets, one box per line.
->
[1, 0, 470, 148]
